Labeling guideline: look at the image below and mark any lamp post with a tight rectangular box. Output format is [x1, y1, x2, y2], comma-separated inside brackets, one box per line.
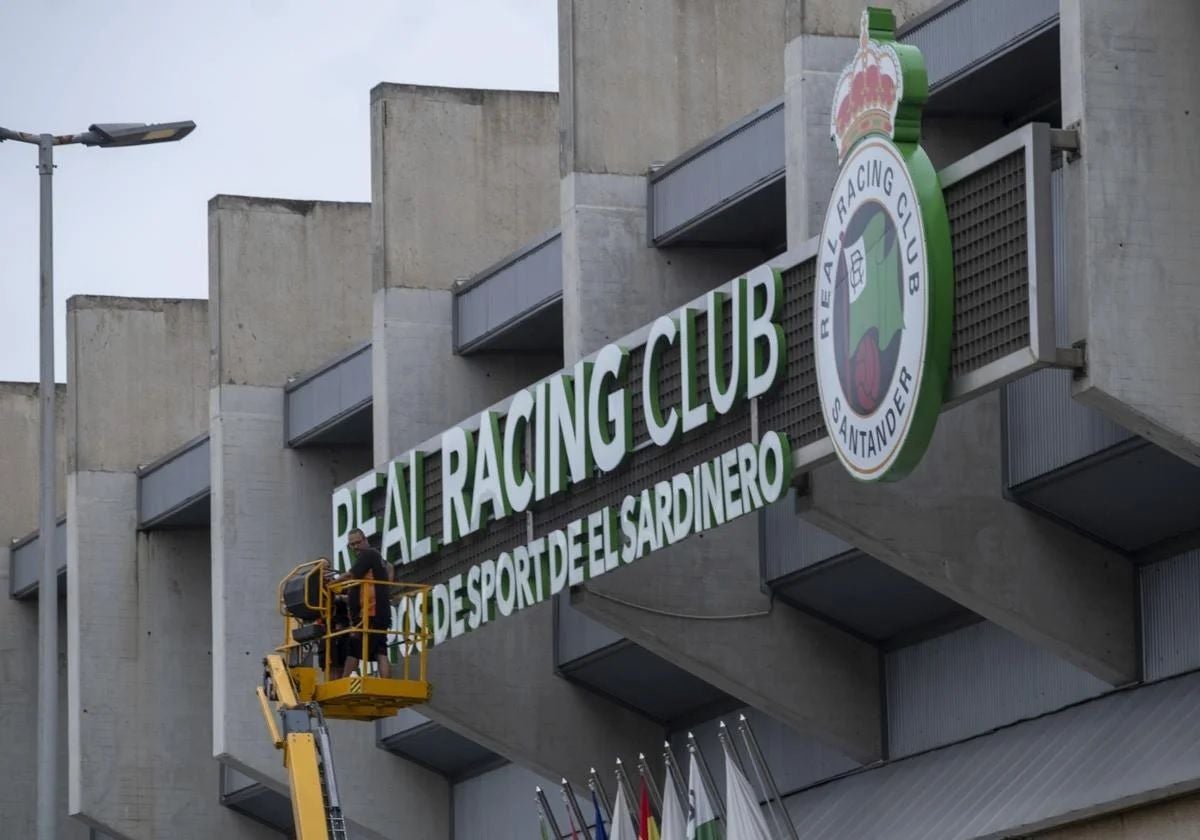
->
[0, 119, 195, 840]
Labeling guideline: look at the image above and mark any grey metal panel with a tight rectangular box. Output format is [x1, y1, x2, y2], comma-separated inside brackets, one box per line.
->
[137, 433, 211, 528]
[454, 230, 563, 355]
[761, 493, 854, 581]
[285, 342, 373, 447]
[670, 708, 860, 802]
[785, 670, 1200, 840]
[453, 763, 593, 840]
[899, 0, 1059, 90]
[556, 593, 623, 663]
[649, 100, 785, 245]
[886, 620, 1110, 758]
[10, 517, 66, 599]
[1142, 550, 1200, 682]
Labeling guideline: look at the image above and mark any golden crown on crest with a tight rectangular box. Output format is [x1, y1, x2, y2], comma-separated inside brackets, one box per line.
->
[830, 9, 903, 163]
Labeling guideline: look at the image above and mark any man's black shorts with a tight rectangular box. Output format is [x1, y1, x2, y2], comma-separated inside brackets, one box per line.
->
[348, 613, 391, 661]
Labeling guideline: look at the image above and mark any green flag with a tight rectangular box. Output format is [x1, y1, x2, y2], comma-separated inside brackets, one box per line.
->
[848, 211, 905, 354]
[686, 751, 722, 840]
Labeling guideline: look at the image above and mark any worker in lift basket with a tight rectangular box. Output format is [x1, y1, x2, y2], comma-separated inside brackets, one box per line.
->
[328, 528, 393, 678]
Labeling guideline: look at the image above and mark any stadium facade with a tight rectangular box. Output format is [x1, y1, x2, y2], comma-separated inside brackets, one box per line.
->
[4, 0, 1200, 837]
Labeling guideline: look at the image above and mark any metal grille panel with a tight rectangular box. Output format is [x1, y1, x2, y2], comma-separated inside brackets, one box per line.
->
[946, 150, 1030, 378]
[758, 259, 822, 448]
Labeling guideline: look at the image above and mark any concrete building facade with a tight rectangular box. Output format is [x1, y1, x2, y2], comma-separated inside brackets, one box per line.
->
[4, 0, 1200, 838]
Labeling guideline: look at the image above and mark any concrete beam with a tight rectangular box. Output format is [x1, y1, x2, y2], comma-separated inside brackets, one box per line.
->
[561, 172, 766, 362]
[209, 195, 449, 838]
[573, 515, 883, 764]
[0, 382, 65, 536]
[64, 296, 276, 839]
[799, 393, 1138, 686]
[67, 297, 208, 474]
[1059, 0, 1200, 465]
[368, 83, 664, 786]
[370, 84, 562, 460]
[208, 196, 372, 388]
[559, 0, 789, 178]
[0, 389, 84, 838]
[557, 3, 883, 766]
[370, 84, 560, 292]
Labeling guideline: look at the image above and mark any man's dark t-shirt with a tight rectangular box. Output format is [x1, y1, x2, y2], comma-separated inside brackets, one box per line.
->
[346, 547, 389, 619]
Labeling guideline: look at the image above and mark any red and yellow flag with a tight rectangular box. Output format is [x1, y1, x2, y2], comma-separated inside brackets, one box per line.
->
[639, 779, 660, 840]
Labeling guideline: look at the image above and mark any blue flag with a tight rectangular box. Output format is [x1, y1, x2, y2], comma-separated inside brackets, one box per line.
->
[593, 791, 608, 840]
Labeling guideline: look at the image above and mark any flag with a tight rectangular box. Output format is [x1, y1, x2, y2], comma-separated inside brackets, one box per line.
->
[660, 761, 686, 840]
[566, 802, 582, 840]
[723, 748, 772, 840]
[639, 779, 660, 840]
[610, 783, 637, 840]
[539, 811, 554, 840]
[686, 751, 721, 840]
[593, 791, 609, 840]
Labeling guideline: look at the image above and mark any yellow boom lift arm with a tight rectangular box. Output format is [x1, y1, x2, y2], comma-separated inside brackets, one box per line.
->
[258, 559, 433, 840]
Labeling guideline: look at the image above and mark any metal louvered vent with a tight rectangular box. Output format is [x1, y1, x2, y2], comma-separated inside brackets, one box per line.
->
[946, 149, 1030, 378]
[758, 259, 822, 449]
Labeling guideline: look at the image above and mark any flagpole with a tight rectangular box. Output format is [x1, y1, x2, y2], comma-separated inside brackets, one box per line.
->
[588, 766, 614, 820]
[562, 777, 595, 840]
[717, 721, 745, 774]
[687, 732, 725, 821]
[662, 741, 688, 809]
[537, 787, 566, 839]
[637, 752, 663, 813]
[614, 758, 639, 833]
[739, 713, 800, 840]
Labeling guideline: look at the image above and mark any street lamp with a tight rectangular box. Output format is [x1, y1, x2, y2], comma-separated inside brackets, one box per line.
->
[0, 118, 195, 840]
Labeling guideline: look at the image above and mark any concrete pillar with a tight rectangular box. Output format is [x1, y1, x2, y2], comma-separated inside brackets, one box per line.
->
[800, 392, 1138, 686]
[209, 197, 449, 839]
[1060, 0, 1200, 465]
[370, 84, 563, 461]
[555, 0, 882, 764]
[558, 0, 785, 361]
[63, 296, 271, 840]
[370, 83, 663, 787]
[780, 2, 1136, 687]
[0, 383, 84, 838]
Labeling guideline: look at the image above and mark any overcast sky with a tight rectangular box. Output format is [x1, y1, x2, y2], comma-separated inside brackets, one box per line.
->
[0, 0, 557, 382]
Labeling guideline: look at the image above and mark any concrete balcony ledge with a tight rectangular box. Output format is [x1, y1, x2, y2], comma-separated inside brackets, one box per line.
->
[647, 98, 785, 250]
[378, 708, 505, 781]
[137, 432, 211, 530]
[284, 341, 373, 447]
[555, 596, 734, 725]
[452, 228, 563, 356]
[9, 516, 66, 599]
[762, 496, 971, 646]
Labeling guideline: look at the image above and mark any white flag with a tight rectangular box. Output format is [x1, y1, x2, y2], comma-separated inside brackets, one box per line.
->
[723, 749, 772, 840]
[661, 761, 687, 840]
[610, 783, 637, 840]
[686, 751, 721, 840]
